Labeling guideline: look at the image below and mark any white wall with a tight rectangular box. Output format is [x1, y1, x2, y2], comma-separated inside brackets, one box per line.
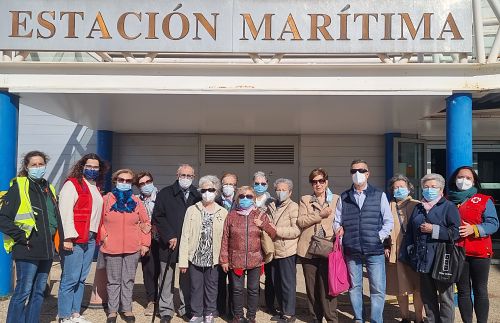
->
[17, 105, 96, 190]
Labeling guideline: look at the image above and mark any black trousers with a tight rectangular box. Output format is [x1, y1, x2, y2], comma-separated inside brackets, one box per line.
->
[189, 263, 219, 317]
[141, 239, 160, 302]
[272, 255, 297, 316]
[457, 256, 491, 323]
[216, 265, 233, 318]
[230, 267, 260, 319]
[264, 262, 275, 311]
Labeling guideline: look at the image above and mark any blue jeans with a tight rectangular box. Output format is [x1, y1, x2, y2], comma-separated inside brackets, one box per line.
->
[58, 235, 96, 318]
[7, 259, 52, 323]
[346, 254, 386, 323]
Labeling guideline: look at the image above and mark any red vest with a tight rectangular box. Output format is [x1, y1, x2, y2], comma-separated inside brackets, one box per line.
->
[67, 178, 93, 244]
[458, 193, 493, 258]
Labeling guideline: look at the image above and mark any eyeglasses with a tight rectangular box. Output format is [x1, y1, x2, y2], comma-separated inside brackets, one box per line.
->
[223, 183, 236, 187]
[238, 194, 254, 199]
[254, 182, 267, 186]
[117, 177, 133, 184]
[310, 179, 326, 185]
[84, 165, 100, 170]
[138, 179, 153, 187]
[179, 174, 194, 179]
[350, 169, 368, 174]
[200, 188, 217, 193]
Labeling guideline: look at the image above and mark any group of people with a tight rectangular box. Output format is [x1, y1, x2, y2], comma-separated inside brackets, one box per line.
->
[0, 150, 498, 323]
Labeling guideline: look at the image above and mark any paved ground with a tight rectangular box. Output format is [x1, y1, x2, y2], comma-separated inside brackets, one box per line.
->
[1, 261, 500, 323]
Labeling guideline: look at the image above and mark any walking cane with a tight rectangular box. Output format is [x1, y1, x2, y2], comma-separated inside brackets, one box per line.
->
[152, 247, 174, 323]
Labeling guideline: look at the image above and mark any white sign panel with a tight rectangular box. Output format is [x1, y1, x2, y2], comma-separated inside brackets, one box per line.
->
[0, 0, 472, 53]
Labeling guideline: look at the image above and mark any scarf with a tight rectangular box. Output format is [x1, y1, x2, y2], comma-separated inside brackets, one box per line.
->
[236, 205, 256, 216]
[421, 194, 443, 213]
[111, 188, 137, 213]
[447, 187, 478, 205]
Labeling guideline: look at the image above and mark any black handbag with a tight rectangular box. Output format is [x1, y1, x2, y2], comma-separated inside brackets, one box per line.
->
[307, 224, 334, 258]
[431, 229, 465, 283]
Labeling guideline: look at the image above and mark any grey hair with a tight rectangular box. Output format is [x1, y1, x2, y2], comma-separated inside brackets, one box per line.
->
[198, 175, 222, 195]
[273, 178, 293, 191]
[421, 173, 446, 190]
[253, 171, 268, 182]
[388, 174, 414, 192]
[177, 164, 194, 174]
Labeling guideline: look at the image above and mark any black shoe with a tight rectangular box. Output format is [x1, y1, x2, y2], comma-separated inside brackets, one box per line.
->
[123, 315, 136, 323]
[247, 317, 256, 323]
[401, 320, 411, 323]
[180, 314, 191, 322]
[281, 315, 296, 323]
[106, 315, 117, 323]
[231, 317, 245, 323]
[160, 315, 172, 323]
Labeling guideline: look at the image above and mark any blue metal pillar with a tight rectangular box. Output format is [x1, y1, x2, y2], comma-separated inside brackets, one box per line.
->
[97, 130, 113, 193]
[385, 133, 400, 190]
[0, 92, 19, 297]
[446, 93, 473, 180]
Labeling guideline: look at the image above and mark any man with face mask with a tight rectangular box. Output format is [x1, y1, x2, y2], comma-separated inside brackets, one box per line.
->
[334, 160, 393, 323]
[153, 164, 202, 323]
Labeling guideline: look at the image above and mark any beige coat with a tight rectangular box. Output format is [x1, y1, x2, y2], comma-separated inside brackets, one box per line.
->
[388, 197, 420, 263]
[178, 201, 228, 268]
[266, 199, 300, 259]
[296, 194, 339, 258]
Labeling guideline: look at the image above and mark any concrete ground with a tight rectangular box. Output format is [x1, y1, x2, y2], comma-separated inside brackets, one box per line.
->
[1, 261, 500, 323]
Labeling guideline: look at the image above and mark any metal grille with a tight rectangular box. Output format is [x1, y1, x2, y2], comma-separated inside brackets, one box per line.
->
[254, 145, 295, 164]
[204, 145, 245, 163]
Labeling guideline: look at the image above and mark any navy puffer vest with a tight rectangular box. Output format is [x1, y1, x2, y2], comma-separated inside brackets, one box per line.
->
[341, 185, 384, 256]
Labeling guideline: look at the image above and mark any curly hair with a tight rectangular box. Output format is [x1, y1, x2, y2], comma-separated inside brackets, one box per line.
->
[67, 153, 109, 187]
[18, 151, 50, 177]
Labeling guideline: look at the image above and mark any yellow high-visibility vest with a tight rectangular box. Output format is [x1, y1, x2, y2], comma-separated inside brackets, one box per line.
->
[3, 177, 56, 253]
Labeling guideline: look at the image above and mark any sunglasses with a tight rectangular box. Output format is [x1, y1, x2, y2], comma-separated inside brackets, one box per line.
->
[138, 179, 153, 187]
[200, 188, 217, 193]
[117, 177, 133, 184]
[238, 194, 254, 199]
[254, 182, 267, 186]
[350, 168, 368, 174]
[310, 179, 326, 185]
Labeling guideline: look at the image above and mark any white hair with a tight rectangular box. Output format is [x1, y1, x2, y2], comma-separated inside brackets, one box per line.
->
[198, 175, 222, 194]
[421, 173, 446, 190]
[273, 178, 293, 191]
[253, 171, 268, 182]
[177, 164, 194, 174]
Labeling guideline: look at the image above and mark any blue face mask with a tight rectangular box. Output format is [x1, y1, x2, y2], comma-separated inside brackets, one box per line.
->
[253, 184, 268, 195]
[83, 169, 99, 181]
[28, 166, 46, 180]
[239, 197, 254, 209]
[393, 187, 409, 201]
[140, 183, 155, 196]
[116, 182, 132, 191]
[422, 187, 440, 201]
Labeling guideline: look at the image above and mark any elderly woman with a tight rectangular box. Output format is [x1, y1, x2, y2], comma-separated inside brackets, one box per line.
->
[401, 173, 460, 323]
[297, 168, 339, 323]
[447, 166, 499, 323]
[266, 178, 300, 323]
[178, 175, 228, 323]
[385, 175, 424, 323]
[253, 171, 274, 210]
[0, 151, 60, 323]
[219, 186, 277, 323]
[58, 153, 108, 323]
[100, 169, 151, 323]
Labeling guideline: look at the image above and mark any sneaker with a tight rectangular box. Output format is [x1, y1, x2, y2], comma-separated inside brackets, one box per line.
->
[71, 315, 92, 323]
[204, 314, 215, 323]
[144, 301, 156, 316]
[189, 317, 204, 323]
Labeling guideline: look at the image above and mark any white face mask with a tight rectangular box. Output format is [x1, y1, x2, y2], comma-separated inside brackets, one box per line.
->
[276, 191, 289, 202]
[179, 178, 193, 189]
[202, 191, 216, 203]
[222, 185, 235, 197]
[352, 171, 367, 186]
[456, 177, 473, 191]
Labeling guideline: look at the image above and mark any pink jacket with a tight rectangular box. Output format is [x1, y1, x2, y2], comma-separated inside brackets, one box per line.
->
[99, 193, 151, 255]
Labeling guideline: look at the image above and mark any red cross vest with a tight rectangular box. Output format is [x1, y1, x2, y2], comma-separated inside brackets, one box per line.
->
[458, 193, 493, 258]
[67, 177, 93, 244]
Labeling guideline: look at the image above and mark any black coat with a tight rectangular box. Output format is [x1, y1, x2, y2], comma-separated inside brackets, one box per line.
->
[152, 180, 201, 263]
[0, 177, 62, 261]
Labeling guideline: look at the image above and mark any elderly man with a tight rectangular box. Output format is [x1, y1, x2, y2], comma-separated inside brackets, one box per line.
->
[153, 164, 202, 323]
[335, 160, 394, 323]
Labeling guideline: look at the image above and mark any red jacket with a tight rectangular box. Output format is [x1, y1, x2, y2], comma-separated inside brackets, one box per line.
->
[458, 193, 493, 258]
[67, 178, 93, 244]
[219, 208, 276, 269]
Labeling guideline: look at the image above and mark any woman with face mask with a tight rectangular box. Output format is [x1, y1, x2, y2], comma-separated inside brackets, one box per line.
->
[264, 178, 300, 323]
[178, 175, 228, 323]
[447, 166, 499, 323]
[219, 186, 277, 323]
[100, 169, 151, 323]
[253, 171, 274, 210]
[401, 173, 461, 323]
[0, 150, 61, 323]
[135, 171, 160, 316]
[385, 175, 424, 323]
[57, 153, 108, 323]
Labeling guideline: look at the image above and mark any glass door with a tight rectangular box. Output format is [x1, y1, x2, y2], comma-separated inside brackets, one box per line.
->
[393, 138, 426, 199]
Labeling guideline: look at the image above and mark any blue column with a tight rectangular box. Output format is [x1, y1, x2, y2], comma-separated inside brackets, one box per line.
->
[0, 92, 19, 297]
[385, 133, 400, 190]
[97, 130, 113, 193]
[446, 93, 473, 180]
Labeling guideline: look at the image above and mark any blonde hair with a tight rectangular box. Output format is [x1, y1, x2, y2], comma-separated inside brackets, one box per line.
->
[112, 168, 135, 184]
[236, 186, 256, 201]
